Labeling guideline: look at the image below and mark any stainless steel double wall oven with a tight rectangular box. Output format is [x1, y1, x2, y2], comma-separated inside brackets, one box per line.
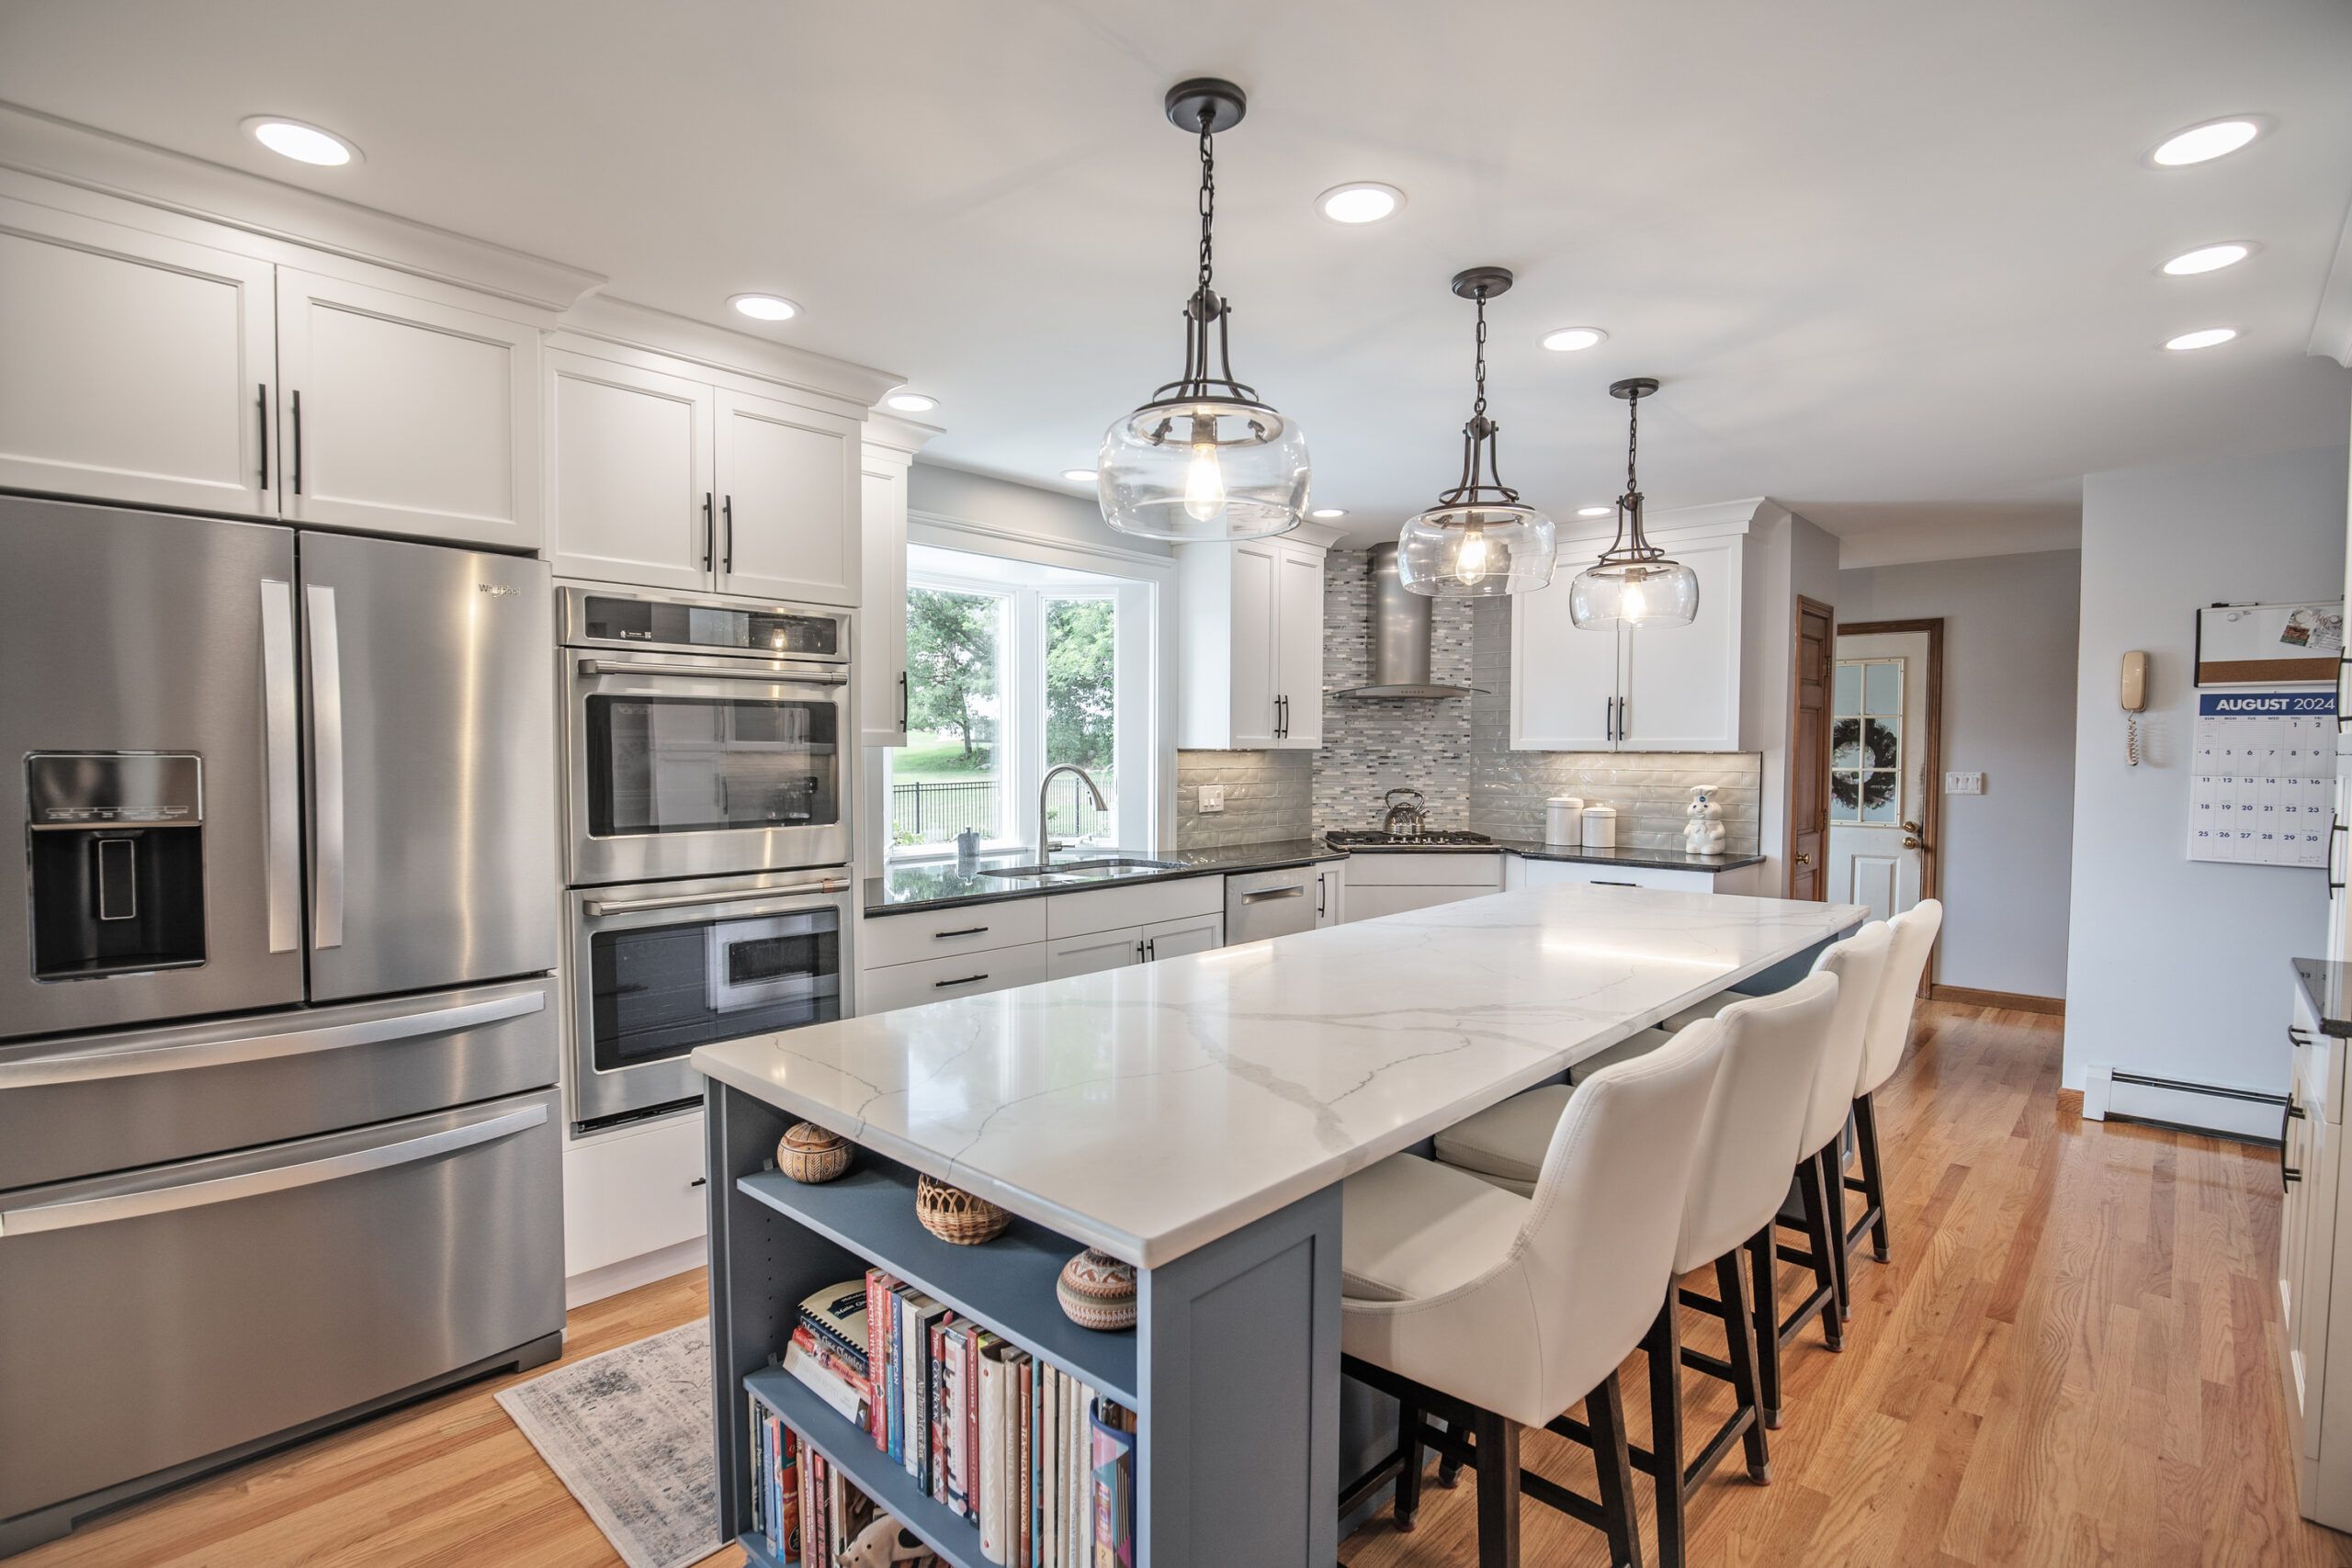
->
[560, 586, 856, 1131]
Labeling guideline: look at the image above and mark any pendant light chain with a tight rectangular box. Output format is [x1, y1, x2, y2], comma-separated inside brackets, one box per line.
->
[1624, 378, 1639, 498]
[1195, 110, 1216, 303]
[1472, 290, 1489, 419]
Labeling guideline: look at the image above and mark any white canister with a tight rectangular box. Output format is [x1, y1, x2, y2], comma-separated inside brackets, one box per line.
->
[1545, 795, 1585, 846]
[1581, 804, 1618, 849]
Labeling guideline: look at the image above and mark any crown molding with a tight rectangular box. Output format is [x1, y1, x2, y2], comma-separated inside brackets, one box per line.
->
[861, 411, 944, 457]
[0, 102, 605, 310]
[558, 294, 902, 414]
[2312, 194, 2352, 368]
[1554, 494, 1778, 545]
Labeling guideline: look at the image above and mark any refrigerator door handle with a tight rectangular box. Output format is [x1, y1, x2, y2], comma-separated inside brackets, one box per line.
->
[306, 581, 345, 951]
[260, 577, 302, 953]
[0, 988, 545, 1090]
[0, 1100, 548, 1237]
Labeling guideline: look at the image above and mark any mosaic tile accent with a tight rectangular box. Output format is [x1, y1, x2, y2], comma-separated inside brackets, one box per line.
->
[1174, 750, 1315, 848]
[1309, 547, 1481, 831]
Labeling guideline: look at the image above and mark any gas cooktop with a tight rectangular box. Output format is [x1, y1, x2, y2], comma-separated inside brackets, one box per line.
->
[1325, 829, 1497, 850]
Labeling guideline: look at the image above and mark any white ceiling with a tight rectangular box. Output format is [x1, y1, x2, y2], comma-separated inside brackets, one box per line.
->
[6, 0, 2350, 557]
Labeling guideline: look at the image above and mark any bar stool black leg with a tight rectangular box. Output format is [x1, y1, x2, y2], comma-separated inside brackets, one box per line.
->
[1645, 1297, 1686, 1567]
[1715, 1249, 1770, 1483]
[1797, 1157, 1845, 1351]
[1586, 1373, 1643, 1568]
[1821, 1145, 1852, 1323]
[1747, 1228, 1781, 1427]
[1394, 1394, 1423, 1531]
[1856, 1092, 1891, 1262]
[1472, 1408, 1522, 1568]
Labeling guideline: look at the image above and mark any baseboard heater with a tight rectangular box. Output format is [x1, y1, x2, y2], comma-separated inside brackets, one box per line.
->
[2083, 1065, 2287, 1145]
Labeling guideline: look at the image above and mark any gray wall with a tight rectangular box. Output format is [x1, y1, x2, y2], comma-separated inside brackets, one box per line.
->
[1838, 550, 2081, 998]
[2063, 443, 2346, 1097]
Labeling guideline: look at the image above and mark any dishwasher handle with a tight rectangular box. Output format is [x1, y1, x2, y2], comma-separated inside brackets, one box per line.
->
[1239, 884, 1308, 903]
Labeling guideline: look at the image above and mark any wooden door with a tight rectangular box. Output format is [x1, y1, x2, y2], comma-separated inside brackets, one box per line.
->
[275, 268, 540, 548]
[1616, 534, 1744, 750]
[543, 350, 713, 592]
[1227, 540, 1281, 749]
[1786, 596, 1833, 899]
[0, 196, 276, 515]
[1273, 543, 1325, 748]
[1827, 626, 1938, 919]
[714, 389, 858, 607]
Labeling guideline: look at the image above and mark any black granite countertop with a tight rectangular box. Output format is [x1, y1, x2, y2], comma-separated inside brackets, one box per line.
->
[2294, 957, 2352, 1039]
[866, 834, 1760, 916]
[865, 838, 1345, 916]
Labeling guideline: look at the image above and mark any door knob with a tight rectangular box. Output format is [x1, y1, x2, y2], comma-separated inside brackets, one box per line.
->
[1901, 836, 1921, 850]
[1901, 819, 1922, 834]
[1793, 851, 1812, 865]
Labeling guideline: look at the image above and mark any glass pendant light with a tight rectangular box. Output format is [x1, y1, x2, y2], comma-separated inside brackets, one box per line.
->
[1567, 378, 1700, 628]
[1396, 267, 1556, 597]
[1098, 79, 1309, 543]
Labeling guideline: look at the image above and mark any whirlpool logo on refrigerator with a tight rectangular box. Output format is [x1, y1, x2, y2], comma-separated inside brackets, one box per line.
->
[476, 581, 518, 598]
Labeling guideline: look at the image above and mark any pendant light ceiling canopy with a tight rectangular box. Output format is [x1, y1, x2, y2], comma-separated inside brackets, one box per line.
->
[1097, 78, 1310, 543]
[1396, 267, 1557, 598]
[1567, 378, 1700, 629]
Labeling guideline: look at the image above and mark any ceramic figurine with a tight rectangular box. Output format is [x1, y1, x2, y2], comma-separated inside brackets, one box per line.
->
[1684, 784, 1727, 855]
[843, 1514, 937, 1566]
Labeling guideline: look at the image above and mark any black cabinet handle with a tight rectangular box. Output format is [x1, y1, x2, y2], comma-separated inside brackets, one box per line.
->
[1603, 696, 1614, 744]
[1592, 879, 1638, 887]
[257, 383, 269, 490]
[687, 1176, 707, 1189]
[2333, 813, 2346, 898]
[933, 926, 989, 939]
[2284, 1095, 2304, 1188]
[701, 493, 714, 571]
[289, 389, 303, 495]
[899, 671, 910, 731]
[934, 973, 989, 988]
[722, 494, 734, 572]
[2290, 1025, 2313, 1046]
[1147, 936, 1158, 960]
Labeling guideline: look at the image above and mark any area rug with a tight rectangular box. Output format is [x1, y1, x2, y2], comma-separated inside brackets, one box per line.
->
[496, 1318, 721, 1568]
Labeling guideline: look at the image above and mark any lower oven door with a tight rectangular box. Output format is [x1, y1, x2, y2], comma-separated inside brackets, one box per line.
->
[0, 1088, 562, 1528]
[570, 871, 854, 1131]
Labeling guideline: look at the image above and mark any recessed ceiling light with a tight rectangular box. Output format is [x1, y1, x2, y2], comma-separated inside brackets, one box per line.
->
[729, 293, 799, 322]
[1309, 507, 1348, 519]
[243, 117, 358, 166]
[2164, 327, 2239, 351]
[1542, 327, 1607, 353]
[2162, 243, 2252, 276]
[2149, 118, 2262, 166]
[1317, 183, 1404, 224]
[1062, 468, 1098, 485]
[885, 391, 938, 413]
[1576, 505, 1614, 517]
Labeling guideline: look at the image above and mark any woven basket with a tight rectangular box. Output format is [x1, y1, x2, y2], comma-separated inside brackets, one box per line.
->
[775, 1122, 851, 1184]
[915, 1172, 1012, 1246]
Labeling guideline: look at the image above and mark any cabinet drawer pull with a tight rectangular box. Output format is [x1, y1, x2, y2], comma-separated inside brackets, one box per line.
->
[257, 382, 269, 489]
[2284, 1095, 2304, 1190]
[1592, 879, 1638, 888]
[933, 926, 990, 939]
[289, 389, 304, 495]
[722, 494, 735, 572]
[934, 973, 989, 989]
[702, 492, 714, 570]
[688, 1176, 707, 1189]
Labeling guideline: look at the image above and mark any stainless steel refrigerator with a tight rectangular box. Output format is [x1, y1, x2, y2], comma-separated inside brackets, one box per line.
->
[0, 496, 564, 1557]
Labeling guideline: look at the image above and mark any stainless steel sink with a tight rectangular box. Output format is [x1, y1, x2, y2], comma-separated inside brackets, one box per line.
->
[975, 856, 1182, 880]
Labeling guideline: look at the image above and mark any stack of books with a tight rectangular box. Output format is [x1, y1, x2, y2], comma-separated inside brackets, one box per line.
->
[745, 1401, 799, 1562]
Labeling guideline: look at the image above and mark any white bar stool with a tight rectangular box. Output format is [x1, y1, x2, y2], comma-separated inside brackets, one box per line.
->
[1839, 899, 1943, 1273]
[1338, 1019, 1730, 1567]
[1428, 975, 1841, 1568]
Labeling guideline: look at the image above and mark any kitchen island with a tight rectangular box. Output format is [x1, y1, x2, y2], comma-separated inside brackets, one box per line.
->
[695, 885, 1863, 1567]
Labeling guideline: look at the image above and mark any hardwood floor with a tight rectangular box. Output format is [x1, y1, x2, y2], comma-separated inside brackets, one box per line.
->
[15, 1003, 2348, 1566]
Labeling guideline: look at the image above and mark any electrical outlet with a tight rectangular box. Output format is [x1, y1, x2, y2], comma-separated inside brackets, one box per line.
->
[1943, 772, 1985, 795]
[1199, 784, 1227, 814]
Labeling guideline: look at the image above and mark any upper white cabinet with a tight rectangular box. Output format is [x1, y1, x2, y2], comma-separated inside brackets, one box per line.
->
[0, 196, 275, 515]
[857, 418, 937, 749]
[1512, 527, 1745, 751]
[543, 342, 862, 608]
[275, 269, 540, 548]
[543, 351, 713, 592]
[714, 389, 859, 605]
[1177, 536, 1329, 750]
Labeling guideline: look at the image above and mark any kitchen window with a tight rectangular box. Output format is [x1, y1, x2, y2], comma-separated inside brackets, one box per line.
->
[1830, 657, 1904, 824]
[886, 544, 1153, 858]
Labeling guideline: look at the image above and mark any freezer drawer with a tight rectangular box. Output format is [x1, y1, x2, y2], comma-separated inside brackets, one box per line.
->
[0, 978, 556, 1190]
[0, 1089, 562, 1529]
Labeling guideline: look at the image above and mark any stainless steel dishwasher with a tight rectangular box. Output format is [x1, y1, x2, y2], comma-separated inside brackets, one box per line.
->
[1225, 865, 1321, 943]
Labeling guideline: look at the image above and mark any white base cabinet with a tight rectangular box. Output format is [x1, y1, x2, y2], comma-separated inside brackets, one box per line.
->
[2282, 978, 2352, 1529]
[1340, 852, 1505, 922]
[562, 1109, 708, 1287]
[1507, 856, 1765, 896]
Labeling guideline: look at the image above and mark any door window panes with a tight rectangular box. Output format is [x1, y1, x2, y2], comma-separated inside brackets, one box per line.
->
[1829, 657, 1903, 825]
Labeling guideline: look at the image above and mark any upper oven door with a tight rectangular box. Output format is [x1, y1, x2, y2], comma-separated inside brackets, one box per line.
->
[566, 650, 853, 886]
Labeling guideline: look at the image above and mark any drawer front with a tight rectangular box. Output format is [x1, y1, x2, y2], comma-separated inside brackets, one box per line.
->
[1520, 860, 1715, 894]
[2293, 984, 2343, 1126]
[861, 897, 1048, 969]
[857, 942, 1049, 1015]
[1046, 926, 1142, 980]
[563, 1109, 708, 1278]
[1346, 884, 1492, 922]
[1341, 852, 1506, 888]
[0, 1089, 561, 1521]
[1045, 875, 1223, 939]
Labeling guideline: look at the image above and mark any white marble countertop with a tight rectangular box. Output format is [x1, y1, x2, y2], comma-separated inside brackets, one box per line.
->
[693, 886, 1865, 1267]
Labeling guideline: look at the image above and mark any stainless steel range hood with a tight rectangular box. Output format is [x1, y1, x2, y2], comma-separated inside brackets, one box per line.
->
[1335, 541, 1486, 699]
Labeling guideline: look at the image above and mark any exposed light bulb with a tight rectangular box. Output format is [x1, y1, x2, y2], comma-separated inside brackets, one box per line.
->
[1182, 423, 1227, 523]
[1622, 581, 1649, 622]
[1455, 525, 1491, 586]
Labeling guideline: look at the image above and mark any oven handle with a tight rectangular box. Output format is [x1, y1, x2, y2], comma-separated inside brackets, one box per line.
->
[0, 989, 546, 1090]
[576, 657, 848, 686]
[583, 876, 851, 918]
[0, 1101, 547, 1238]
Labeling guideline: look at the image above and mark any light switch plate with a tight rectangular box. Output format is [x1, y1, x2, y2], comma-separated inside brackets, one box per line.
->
[1199, 784, 1227, 814]
[1944, 772, 1985, 795]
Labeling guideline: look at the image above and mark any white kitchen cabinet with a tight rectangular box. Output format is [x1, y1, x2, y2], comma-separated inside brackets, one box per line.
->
[275, 267, 541, 549]
[1511, 856, 1741, 895]
[543, 350, 714, 591]
[716, 389, 860, 606]
[1143, 910, 1223, 961]
[2281, 976, 2352, 1528]
[562, 1109, 707, 1288]
[857, 419, 936, 748]
[1513, 529, 1744, 751]
[1044, 910, 1223, 978]
[858, 942, 1050, 1014]
[1315, 861, 1346, 928]
[1177, 536, 1328, 750]
[1045, 874, 1224, 941]
[1340, 852, 1505, 922]
[0, 195, 277, 515]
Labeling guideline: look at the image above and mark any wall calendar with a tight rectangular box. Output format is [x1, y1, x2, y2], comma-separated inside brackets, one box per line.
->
[2188, 688, 2337, 867]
